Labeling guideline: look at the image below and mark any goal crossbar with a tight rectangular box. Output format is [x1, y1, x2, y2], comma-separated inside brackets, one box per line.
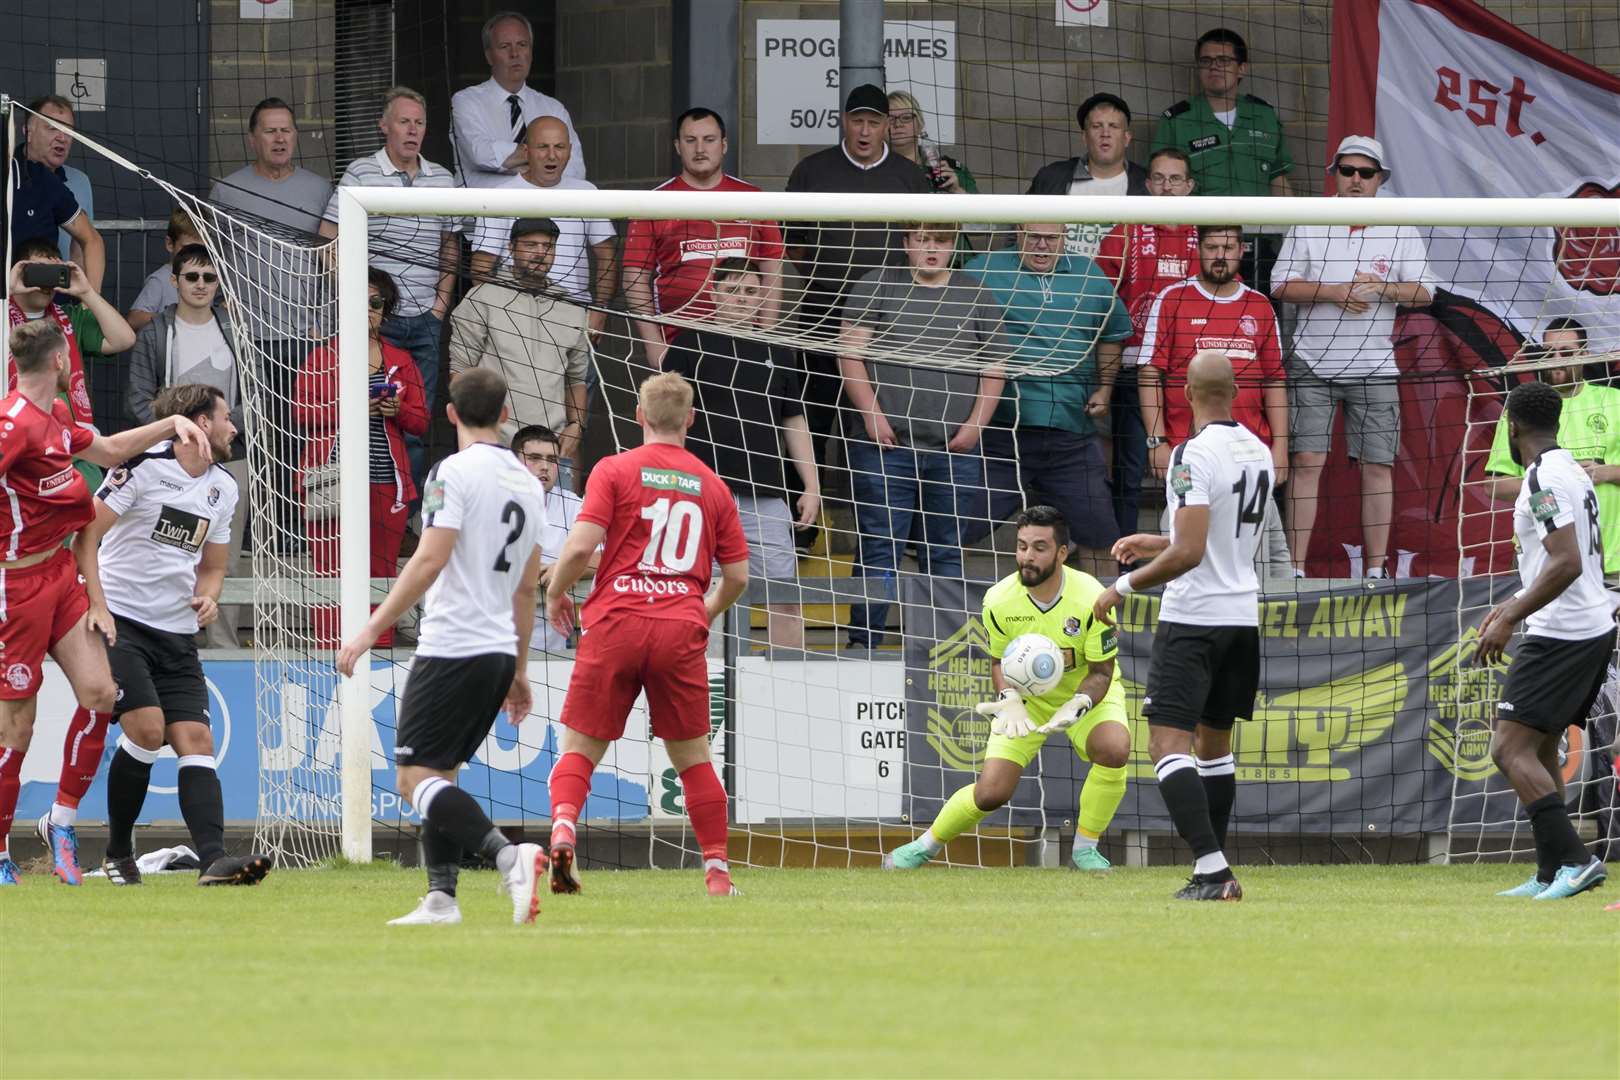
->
[342, 187, 1620, 228]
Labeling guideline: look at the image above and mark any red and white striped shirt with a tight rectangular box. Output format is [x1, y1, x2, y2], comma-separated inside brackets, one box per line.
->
[1095, 222, 1201, 357]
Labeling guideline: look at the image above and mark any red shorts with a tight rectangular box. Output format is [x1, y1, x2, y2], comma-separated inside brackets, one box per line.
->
[560, 614, 711, 743]
[0, 548, 91, 700]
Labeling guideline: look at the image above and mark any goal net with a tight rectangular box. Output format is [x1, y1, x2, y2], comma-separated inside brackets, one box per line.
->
[314, 184, 1619, 872]
[1453, 345, 1620, 866]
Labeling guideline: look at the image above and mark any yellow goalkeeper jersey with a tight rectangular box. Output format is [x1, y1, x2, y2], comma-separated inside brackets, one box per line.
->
[982, 566, 1126, 725]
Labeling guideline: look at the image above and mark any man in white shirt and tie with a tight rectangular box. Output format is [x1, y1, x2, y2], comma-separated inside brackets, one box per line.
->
[451, 10, 587, 186]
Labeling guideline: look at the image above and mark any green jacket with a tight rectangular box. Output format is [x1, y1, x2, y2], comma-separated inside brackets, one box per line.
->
[1152, 93, 1293, 197]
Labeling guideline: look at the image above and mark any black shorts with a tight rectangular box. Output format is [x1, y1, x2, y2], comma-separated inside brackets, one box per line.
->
[108, 615, 209, 724]
[395, 653, 518, 770]
[1497, 629, 1616, 734]
[1141, 622, 1260, 732]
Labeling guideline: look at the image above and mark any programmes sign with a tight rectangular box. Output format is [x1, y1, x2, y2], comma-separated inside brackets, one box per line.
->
[755, 20, 957, 146]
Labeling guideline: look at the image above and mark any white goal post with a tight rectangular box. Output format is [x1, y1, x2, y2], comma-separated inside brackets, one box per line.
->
[330, 187, 1619, 863]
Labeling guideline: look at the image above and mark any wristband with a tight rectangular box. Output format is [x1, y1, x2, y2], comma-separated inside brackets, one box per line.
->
[1115, 573, 1136, 596]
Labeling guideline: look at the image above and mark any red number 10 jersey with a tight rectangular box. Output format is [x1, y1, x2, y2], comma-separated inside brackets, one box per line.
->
[576, 442, 749, 630]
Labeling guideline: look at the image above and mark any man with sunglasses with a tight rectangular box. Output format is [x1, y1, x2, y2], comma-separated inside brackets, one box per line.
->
[1272, 136, 1433, 579]
[126, 244, 248, 644]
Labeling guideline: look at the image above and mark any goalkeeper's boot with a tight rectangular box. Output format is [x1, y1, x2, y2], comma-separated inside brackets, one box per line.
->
[198, 854, 272, 886]
[37, 813, 83, 885]
[1533, 857, 1607, 901]
[102, 854, 143, 886]
[1173, 873, 1243, 901]
[883, 839, 936, 870]
[0, 856, 19, 886]
[388, 892, 462, 926]
[1496, 873, 1550, 897]
[1071, 845, 1111, 871]
[504, 841, 547, 924]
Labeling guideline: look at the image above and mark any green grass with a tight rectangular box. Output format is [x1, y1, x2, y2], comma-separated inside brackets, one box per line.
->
[1, 863, 1616, 1078]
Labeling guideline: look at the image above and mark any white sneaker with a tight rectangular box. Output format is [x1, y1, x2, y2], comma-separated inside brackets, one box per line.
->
[503, 842, 547, 925]
[388, 891, 462, 926]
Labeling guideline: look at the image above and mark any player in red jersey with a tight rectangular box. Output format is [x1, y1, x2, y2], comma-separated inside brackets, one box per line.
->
[622, 108, 784, 365]
[0, 319, 206, 886]
[544, 372, 749, 896]
[1139, 224, 1289, 484]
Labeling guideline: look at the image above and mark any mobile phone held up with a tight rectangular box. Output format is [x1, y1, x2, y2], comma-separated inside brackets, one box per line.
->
[369, 382, 400, 400]
[21, 263, 71, 291]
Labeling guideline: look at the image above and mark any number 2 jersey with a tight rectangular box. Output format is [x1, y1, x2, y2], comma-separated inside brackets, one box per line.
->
[418, 442, 545, 658]
[1514, 447, 1613, 640]
[577, 442, 748, 630]
[1161, 420, 1269, 627]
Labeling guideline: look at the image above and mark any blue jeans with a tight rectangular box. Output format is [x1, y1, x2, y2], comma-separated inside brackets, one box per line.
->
[1110, 367, 1147, 536]
[845, 440, 987, 647]
[381, 310, 443, 488]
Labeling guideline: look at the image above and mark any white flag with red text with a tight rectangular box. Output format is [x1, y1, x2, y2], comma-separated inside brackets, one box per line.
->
[1330, 0, 1620, 352]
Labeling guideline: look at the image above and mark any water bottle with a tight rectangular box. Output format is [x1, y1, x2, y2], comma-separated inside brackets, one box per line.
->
[918, 137, 950, 190]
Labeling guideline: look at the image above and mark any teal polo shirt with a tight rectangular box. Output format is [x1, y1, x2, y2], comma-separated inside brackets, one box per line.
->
[964, 249, 1132, 436]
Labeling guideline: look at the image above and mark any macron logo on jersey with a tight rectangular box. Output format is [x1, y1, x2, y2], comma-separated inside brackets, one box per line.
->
[640, 467, 702, 494]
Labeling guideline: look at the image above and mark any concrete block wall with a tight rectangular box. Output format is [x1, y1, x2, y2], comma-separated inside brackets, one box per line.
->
[735, 0, 1620, 193]
[555, 0, 676, 190]
[208, 0, 337, 183]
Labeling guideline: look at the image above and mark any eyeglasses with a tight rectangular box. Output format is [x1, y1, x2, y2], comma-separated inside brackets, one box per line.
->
[1197, 55, 1241, 69]
[367, 295, 386, 310]
[1337, 165, 1381, 180]
[1022, 233, 1064, 249]
[180, 271, 218, 284]
[888, 112, 918, 125]
[1149, 174, 1192, 188]
[520, 451, 559, 465]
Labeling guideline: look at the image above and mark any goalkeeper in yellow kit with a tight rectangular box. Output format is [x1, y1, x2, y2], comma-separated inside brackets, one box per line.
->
[886, 506, 1132, 871]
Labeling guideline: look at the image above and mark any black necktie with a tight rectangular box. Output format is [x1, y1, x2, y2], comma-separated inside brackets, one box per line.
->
[507, 94, 523, 140]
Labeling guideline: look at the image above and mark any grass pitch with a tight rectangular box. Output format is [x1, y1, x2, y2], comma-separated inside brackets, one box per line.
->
[1, 862, 1615, 1078]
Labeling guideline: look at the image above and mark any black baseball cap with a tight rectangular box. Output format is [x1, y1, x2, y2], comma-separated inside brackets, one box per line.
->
[843, 84, 889, 116]
[510, 217, 560, 242]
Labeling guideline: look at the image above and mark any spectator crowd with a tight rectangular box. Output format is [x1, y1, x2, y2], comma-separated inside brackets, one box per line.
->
[11, 15, 1596, 652]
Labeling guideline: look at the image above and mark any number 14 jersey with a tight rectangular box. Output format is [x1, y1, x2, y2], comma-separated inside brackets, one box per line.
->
[578, 442, 748, 630]
[418, 442, 545, 658]
[1161, 420, 1269, 627]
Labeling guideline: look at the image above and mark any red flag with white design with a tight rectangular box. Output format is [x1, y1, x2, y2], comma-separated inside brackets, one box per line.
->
[1330, 0, 1620, 348]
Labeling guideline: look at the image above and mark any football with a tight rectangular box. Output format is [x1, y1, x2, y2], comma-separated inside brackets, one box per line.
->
[999, 633, 1065, 698]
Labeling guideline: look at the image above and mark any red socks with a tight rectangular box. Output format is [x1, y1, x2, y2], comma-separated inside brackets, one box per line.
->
[56, 708, 107, 810]
[0, 747, 24, 852]
[547, 751, 595, 847]
[678, 761, 730, 865]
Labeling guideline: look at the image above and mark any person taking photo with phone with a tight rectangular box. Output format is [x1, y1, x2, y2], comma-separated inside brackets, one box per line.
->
[7, 239, 134, 490]
[292, 267, 428, 646]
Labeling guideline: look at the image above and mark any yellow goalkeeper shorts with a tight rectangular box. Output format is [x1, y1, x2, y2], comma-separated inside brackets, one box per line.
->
[983, 696, 1130, 769]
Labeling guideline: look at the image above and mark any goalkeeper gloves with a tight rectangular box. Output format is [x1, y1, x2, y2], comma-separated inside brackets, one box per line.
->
[976, 688, 1035, 738]
[1036, 693, 1094, 735]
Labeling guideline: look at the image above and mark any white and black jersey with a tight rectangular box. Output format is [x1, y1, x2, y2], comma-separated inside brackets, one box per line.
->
[1160, 421, 1269, 627]
[95, 442, 237, 634]
[1514, 447, 1613, 640]
[417, 442, 544, 659]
